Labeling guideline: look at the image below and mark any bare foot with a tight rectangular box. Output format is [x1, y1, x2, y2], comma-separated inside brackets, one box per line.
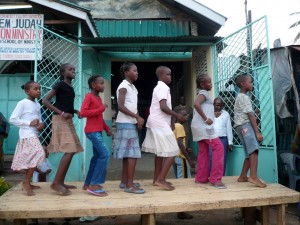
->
[51, 183, 71, 195]
[248, 177, 267, 188]
[154, 180, 175, 191]
[30, 184, 41, 189]
[152, 181, 172, 186]
[63, 184, 77, 189]
[22, 182, 35, 196]
[237, 176, 248, 182]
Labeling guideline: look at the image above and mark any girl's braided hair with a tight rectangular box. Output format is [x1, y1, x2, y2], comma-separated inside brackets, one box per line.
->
[119, 62, 135, 78]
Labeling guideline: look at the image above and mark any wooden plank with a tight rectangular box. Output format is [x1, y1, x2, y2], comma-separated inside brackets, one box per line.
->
[13, 219, 27, 225]
[141, 214, 156, 225]
[0, 177, 299, 220]
[261, 206, 269, 225]
[277, 204, 286, 225]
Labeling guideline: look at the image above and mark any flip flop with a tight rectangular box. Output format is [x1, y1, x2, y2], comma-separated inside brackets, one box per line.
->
[119, 182, 140, 189]
[87, 188, 108, 197]
[124, 187, 145, 194]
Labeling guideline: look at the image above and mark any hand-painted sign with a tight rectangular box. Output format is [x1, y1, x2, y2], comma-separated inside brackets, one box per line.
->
[0, 14, 44, 60]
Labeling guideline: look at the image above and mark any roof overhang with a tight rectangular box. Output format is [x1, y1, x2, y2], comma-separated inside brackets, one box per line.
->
[27, 0, 98, 37]
[161, 0, 227, 35]
[80, 36, 222, 52]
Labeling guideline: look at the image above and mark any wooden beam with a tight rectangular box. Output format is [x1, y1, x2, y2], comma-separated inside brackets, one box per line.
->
[141, 214, 156, 225]
[261, 206, 269, 225]
[44, 20, 77, 25]
[277, 204, 286, 225]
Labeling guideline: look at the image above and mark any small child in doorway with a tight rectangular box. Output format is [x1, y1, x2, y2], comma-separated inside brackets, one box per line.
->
[80, 75, 111, 197]
[234, 74, 266, 188]
[172, 108, 195, 220]
[10, 81, 45, 196]
[32, 146, 52, 182]
[191, 74, 226, 189]
[142, 66, 186, 191]
[43, 63, 83, 195]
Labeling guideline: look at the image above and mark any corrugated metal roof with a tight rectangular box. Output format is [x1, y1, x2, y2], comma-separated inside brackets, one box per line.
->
[96, 20, 190, 37]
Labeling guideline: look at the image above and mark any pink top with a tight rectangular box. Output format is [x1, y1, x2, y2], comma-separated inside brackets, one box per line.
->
[146, 81, 172, 128]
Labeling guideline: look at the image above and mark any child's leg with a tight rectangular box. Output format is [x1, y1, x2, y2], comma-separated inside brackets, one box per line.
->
[51, 152, 74, 194]
[121, 158, 128, 184]
[195, 140, 209, 183]
[84, 145, 98, 189]
[153, 156, 163, 183]
[209, 138, 224, 184]
[238, 158, 250, 182]
[155, 156, 175, 190]
[88, 132, 109, 190]
[248, 151, 266, 187]
[126, 158, 137, 188]
[23, 167, 36, 196]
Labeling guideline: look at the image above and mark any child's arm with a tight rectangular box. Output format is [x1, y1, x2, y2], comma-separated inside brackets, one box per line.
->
[80, 94, 105, 117]
[247, 112, 263, 142]
[118, 88, 144, 129]
[193, 94, 213, 125]
[225, 112, 233, 151]
[177, 137, 195, 167]
[42, 89, 73, 119]
[160, 100, 186, 123]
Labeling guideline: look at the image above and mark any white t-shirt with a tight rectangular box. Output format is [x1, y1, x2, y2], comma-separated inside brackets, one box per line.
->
[116, 79, 138, 124]
[214, 110, 233, 145]
[191, 90, 217, 141]
[10, 98, 42, 139]
[234, 93, 253, 127]
[146, 81, 172, 128]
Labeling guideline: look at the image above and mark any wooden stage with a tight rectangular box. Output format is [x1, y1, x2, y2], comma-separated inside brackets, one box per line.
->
[0, 177, 299, 225]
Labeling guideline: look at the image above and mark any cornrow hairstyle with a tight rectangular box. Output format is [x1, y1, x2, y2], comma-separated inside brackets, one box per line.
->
[119, 62, 135, 78]
[235, 74, 250, 88]
[88, 75, 102, 89]
[59, 63, 72, 81]
[196, 74, 209, 89]
[21, 80, 36, 90]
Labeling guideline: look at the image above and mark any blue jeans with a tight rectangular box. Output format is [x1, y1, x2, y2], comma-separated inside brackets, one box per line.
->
[173, 156, 191, 179]
[84, 132, 109, 186]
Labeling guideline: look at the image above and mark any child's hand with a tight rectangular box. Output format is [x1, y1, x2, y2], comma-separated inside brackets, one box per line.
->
[176, 114, 187, 123]
[188, 159, 196, 168]
[136, 115, 144, 130]
[256, 132, 263, 142]
[30, 119, 39, 127]
[205, 118, 213, 125]
[74, 110, 82, 119]
[228, 144, 233, 151]
[36, 122, 44, 131]
[106, 130, 112, 136]
[62, 112, 73, 119]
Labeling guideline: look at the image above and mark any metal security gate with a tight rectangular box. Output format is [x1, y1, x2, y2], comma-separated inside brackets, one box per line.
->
[34, 26, 84, 181]
[213, 17, 277, 183]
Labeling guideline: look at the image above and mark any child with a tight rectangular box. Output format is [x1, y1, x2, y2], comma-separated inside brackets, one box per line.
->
[172, 109, 195, 220]
[43, 63, 83, 195]
[142, 66, 186, 191]
[80, 75, 111, 197]
[10, 81, 45, 196]
[113, 62, 145, 194]
[173, 109, 195, 179]
[191, 74, 226, 189]
[32, 146, 52, 182]
[234, 74, 266, 188]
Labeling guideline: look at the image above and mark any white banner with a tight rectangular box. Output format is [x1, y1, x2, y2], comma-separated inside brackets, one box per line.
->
[0, 14, 44, 61]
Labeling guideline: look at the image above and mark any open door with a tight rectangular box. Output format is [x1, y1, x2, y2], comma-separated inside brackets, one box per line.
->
[212, 16, 277, 183]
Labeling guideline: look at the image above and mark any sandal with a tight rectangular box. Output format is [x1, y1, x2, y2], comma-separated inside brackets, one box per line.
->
[119, 182, 140, 189]
[124, 187, 145, 194]
[87, 188, 108, 197]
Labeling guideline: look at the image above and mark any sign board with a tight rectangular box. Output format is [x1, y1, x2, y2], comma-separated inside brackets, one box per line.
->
[0, 14, 44, 61]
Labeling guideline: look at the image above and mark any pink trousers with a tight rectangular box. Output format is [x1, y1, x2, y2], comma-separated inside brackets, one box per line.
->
[195, 138, 224, 184]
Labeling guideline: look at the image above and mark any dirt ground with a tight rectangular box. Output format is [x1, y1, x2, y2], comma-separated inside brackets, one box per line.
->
[1, 153, 300, 225]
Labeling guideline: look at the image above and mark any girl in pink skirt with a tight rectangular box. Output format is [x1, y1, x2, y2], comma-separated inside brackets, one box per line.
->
[10, 81, 45, 196]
